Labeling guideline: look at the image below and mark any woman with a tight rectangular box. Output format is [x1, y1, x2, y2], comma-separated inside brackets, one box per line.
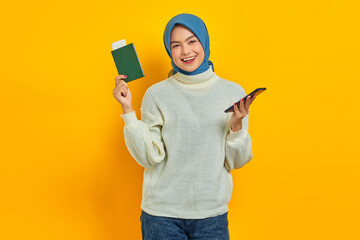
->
[113, 13, 255, 240]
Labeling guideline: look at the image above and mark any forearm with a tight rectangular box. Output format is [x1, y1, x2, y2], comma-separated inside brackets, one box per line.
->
[230, 122, 242, 132]
[225, 127, 253, 171]
[122, 106, 134, 114]
[121, 111, 166, 168]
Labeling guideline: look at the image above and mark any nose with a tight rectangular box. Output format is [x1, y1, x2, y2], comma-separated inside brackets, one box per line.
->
[181, 44, 191, 55]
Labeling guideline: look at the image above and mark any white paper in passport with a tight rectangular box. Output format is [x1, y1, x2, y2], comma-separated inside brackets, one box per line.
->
[112, 39, 126, 51]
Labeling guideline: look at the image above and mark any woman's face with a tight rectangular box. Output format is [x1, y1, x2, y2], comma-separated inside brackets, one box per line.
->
[170, 24, 205, 72]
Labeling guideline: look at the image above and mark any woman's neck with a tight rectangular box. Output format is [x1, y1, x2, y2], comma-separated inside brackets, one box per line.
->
[174, 66, 215, 83]
[171, 66, 219, 89]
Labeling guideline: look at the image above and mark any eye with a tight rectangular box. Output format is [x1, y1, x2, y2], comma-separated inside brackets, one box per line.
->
[189, 40, 197, 44]
[172, 44, 180, 48]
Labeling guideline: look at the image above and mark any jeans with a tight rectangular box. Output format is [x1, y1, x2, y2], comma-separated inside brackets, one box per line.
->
[140, 210, 230, 240]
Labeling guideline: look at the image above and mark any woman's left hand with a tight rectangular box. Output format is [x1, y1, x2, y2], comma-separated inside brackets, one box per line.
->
[229, 95, 256, 132]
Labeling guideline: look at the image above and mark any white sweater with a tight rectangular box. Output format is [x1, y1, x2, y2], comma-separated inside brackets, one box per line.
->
[120, 67, 253, 219]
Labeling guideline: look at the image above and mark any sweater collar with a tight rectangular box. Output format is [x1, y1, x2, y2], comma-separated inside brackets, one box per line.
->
[173, 66, 216, 85]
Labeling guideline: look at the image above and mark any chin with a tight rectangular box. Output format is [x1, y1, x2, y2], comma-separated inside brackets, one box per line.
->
[183, 66, 197, 72]
[180, 63, 201, 73]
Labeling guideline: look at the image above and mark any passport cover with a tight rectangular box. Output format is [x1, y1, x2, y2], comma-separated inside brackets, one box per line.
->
[111, 43, 145, 83]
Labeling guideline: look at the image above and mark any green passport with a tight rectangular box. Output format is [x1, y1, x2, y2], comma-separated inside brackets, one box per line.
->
[111, 42, 145, 83]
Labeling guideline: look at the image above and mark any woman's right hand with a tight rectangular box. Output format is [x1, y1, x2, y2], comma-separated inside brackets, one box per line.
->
[113, 75, 133, 113]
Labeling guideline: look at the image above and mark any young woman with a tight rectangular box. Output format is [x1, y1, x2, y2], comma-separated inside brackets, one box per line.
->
[113, 13, 255, 240]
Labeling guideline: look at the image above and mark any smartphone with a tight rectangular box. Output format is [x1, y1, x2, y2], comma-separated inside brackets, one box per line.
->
[224, 88, 266, 113]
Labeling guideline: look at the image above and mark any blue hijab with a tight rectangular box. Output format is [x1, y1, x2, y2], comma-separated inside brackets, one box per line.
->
[163, 13, 214, 76]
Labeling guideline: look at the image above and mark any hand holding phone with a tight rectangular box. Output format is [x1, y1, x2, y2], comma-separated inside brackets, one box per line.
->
[224, 88, 266, 113]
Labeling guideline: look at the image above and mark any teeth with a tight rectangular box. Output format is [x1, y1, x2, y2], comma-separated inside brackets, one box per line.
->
[182, 56, 196, 61]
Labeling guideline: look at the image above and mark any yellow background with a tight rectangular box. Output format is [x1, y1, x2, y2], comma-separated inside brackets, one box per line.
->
[1, 0, 359, 239]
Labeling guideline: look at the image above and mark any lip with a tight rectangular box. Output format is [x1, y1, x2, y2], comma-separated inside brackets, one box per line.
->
[181, 55, 197, 64]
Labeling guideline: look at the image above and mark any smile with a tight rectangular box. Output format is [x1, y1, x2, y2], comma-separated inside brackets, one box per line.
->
[181, 55, 197, 63]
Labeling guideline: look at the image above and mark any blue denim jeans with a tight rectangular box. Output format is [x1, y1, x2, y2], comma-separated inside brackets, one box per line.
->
[140, 210, 230, 240]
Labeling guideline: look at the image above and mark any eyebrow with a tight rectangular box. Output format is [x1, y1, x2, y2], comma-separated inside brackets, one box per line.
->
[170, 35, 196, 45]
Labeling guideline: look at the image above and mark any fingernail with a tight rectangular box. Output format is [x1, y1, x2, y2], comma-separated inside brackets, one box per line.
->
[124, 75, 127, 78]
[235, 102, 237, 106]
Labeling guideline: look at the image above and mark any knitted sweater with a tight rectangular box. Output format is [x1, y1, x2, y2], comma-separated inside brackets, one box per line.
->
[120, 67, 253, 219]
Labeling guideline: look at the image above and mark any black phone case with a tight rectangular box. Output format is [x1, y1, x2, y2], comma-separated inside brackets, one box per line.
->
[224, 88, 266, 113]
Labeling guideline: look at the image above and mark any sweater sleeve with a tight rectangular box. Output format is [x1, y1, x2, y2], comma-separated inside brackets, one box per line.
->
[224, 88, 253, 172]
[120, 89, 166, 168]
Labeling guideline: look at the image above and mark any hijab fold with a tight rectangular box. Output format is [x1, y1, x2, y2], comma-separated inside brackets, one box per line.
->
[163, 13, 214, 76]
